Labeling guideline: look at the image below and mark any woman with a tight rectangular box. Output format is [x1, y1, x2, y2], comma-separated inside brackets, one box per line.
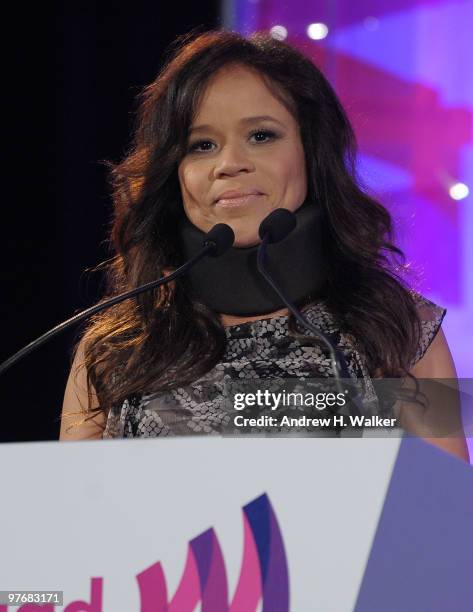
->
[59, 30, 469, 461]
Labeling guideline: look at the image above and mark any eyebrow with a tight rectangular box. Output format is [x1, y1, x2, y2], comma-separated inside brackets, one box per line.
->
[189, 115, 285, 133]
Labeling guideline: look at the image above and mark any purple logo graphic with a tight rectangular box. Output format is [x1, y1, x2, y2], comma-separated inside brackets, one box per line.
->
[4, 493, 288, 611]
[137, 492, 289, 611]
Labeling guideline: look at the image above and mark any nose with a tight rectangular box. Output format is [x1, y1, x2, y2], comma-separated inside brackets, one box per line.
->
[212, 143, 255, 178]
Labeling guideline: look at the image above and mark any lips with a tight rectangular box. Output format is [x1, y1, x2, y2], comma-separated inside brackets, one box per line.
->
[215, 189, 263, 203]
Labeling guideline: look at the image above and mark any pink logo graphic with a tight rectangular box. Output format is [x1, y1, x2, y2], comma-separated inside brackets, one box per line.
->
[137, 492, 289, 611]
[5, 493, 288, 611]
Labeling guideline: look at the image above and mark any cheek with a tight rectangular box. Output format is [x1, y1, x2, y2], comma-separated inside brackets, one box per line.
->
[280, 149, 307, 201]
[178, 164, 213, 229]
[295, 163, 308, 198]
[292, 145, 308, 197]
[179, 164, 203, 202]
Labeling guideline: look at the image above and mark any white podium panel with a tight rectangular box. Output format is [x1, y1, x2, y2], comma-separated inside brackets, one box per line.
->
[0, 437, 401, 611]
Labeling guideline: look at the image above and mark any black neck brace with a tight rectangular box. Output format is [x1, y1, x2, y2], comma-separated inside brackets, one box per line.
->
[178, 202, 326, 316]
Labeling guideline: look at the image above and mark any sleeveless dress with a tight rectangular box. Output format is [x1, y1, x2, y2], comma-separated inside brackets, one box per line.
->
[102, 294, 445, 439]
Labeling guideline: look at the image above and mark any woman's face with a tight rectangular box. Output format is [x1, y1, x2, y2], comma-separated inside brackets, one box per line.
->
[178, 63, 308, 247]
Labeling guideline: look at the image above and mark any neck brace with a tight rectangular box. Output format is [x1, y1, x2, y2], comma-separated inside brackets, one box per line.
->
[178, 202, 326, 316]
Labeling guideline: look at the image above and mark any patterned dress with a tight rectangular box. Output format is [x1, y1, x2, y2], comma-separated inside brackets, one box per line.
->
[102, 294, 445, 439]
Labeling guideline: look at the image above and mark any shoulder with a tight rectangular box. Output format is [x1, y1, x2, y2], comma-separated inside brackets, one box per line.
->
[59, 337, 107, 441]
[404, 295, 469, 461]
[409, 292, 447, 373]
[409, 326, 456, 378]
[412, 292, 446, 325]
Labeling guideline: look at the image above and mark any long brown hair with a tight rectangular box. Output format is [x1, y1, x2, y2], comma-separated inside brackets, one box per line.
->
[77, 29, 421, 422]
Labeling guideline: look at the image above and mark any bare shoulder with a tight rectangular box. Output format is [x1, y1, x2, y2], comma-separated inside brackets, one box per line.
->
[59, 337, 107, 441]
[410, 327, 456, 379]
[407, 327, 469, 463]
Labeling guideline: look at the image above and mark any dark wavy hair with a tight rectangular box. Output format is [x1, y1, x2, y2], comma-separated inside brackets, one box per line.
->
[77, 29, 421, 421]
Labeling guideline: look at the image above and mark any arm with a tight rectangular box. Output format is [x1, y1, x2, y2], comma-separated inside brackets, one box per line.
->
[404, 328, 470, 462]
[59, 339, 106, 441]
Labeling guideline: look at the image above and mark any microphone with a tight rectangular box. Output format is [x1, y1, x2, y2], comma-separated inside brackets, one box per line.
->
[0, 223, 235, 377]
[257, 208, 363, 419]
[258, 208, 296, 244]
[203, 223, 235, 256]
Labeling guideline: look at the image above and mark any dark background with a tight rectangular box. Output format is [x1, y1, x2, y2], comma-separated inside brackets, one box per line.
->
[2, 2, 221, 442]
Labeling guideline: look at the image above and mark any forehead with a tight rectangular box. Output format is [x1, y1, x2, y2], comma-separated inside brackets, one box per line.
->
[192, 64, 295, 122]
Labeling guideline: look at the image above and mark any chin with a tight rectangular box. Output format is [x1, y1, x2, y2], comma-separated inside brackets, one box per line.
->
[233, 234, 261, 248]
[226, 215, 271, 249]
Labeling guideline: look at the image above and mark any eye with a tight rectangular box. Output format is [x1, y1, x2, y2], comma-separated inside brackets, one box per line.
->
[186, 129, 280, 154]
[249, 129, 278, 143]
[187, 139, 215, 153]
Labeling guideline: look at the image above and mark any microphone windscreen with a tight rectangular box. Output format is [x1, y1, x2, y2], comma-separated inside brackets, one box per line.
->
[203, 223, 235, 257]
[258, 208, 297, 244]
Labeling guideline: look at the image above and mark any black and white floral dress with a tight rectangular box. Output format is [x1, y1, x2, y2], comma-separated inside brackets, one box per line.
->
[102, 294, 445, 439]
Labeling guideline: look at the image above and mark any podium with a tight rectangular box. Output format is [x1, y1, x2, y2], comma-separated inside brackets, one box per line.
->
[0, 436, 472, 611]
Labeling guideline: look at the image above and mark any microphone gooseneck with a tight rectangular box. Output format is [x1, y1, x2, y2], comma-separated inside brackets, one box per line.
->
[256, 208, 362, 417]
[0, 224, 235, 377]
